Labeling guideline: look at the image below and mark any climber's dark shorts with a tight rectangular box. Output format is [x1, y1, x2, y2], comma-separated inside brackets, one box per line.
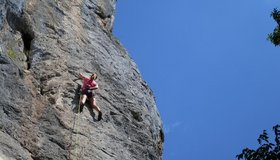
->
[81, 89, 95, 99]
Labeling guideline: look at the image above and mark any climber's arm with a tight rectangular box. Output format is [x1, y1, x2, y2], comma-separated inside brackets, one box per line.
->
[89, 84, 98, 90]
[79, 73, 86, 80]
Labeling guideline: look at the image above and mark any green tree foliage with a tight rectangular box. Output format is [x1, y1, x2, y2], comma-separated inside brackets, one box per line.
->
[236, 125, 280, 160]
[268, 9, 280, 46]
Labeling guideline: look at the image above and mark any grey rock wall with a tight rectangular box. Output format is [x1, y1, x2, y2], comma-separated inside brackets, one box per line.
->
[0, 0, 164, 159]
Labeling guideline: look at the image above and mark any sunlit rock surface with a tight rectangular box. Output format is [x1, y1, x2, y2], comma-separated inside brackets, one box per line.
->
[0, 0, 164, 159]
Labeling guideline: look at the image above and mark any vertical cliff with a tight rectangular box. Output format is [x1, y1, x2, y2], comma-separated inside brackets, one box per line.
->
[0, 0, 164, 159]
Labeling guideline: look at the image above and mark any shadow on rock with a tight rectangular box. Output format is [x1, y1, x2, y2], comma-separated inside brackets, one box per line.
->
[71, 84, 81, 114]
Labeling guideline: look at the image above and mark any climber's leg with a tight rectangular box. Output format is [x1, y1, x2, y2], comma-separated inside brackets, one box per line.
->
[89, 97, 102, 121]
[79, 94, 87, 112]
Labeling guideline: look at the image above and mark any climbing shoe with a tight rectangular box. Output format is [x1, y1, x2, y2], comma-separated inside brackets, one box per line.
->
[79, 103, 84, 113]
[97, 111, 102, 121]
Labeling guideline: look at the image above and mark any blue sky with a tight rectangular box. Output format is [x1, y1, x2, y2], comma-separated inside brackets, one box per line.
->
[113, 0, 280, 159]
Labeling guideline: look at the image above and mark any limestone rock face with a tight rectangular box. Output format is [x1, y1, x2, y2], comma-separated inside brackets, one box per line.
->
[0, 0, 164, 159]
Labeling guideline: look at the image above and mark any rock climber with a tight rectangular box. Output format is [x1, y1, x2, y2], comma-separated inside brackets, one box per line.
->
[79, 73, 102, 121]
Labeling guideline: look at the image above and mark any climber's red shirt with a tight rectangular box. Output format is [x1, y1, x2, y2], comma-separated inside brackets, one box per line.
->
[82, 77, 97, 91]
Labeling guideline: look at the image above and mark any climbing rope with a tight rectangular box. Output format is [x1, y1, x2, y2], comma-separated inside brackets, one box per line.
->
[75, 96, 81, 159]
[68, 95, 83, 160]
